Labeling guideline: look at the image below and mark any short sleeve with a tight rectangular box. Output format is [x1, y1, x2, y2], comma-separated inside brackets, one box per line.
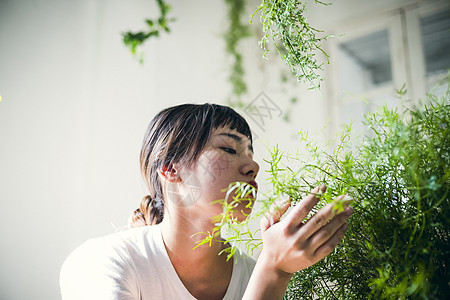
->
[60, 239, 139, 300]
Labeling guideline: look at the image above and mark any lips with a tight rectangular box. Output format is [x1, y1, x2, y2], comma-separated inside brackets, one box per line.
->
[248, 180, 258, 190]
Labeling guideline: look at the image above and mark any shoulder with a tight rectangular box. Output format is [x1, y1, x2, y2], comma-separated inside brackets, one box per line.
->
[60, 226, 161, 299]
[63, 226, 158, 266]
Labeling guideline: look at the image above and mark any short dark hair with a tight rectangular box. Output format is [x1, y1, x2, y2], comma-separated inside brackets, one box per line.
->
[129, 103, 252, 227]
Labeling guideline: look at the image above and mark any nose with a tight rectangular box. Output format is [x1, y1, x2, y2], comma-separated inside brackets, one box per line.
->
[240, 157, 260, 179]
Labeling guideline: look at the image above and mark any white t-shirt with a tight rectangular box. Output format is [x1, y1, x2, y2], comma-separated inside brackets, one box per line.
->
[60, 225, 256, 300]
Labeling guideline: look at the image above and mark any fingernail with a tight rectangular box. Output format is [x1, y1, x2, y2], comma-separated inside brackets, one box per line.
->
[275, 197, 290, 207]
[337, 195, 353, 208]
[341, 195, 353, 202]
[344, 206, 353, 216]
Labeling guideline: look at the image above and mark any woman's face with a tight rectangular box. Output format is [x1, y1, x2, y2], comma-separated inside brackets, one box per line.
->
[168, 126, 259, 220]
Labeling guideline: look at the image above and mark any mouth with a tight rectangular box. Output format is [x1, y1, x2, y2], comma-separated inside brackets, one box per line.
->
[248, 180, 258, 191]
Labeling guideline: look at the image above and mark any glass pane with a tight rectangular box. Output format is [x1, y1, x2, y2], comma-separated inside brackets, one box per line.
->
[337, 29, 393, 94]
[339, 101, 367, 135]
[420, 9, 450, 76]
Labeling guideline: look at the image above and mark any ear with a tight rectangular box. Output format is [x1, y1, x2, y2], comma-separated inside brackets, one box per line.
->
[159, 164, 182, 183]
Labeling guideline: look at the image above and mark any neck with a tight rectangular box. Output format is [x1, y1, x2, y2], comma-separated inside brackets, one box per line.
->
[160, 207, 233, 299]
[161, 207, 228, 264]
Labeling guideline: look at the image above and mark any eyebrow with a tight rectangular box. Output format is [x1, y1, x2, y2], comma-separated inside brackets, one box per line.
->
[218, 132, 254, 153]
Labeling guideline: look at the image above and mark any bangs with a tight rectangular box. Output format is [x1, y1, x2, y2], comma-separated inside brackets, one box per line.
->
[144, 103, 253, 170]
[140, 102, 254, 202]
[210, 105, 253, 143]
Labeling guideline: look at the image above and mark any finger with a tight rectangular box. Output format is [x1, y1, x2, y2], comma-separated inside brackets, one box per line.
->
[306, 205, 353, 246]
[283, 185, 326, 230]
[330, 195, 353, 214]
[260, 198, 291, 233]
[300, 195, 351, 239]
[314, 222, 348, 259]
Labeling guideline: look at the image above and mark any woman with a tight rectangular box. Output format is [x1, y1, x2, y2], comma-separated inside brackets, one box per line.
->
[60, 103, 353, 299]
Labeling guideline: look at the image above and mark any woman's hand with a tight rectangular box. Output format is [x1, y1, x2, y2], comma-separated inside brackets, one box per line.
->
[243, 185, 353, 300]
[259, 185, 353, 274]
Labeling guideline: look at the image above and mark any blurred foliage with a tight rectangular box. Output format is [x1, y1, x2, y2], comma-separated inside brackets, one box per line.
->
[122, 0, 174, 64]
[224, 0, 252, 108]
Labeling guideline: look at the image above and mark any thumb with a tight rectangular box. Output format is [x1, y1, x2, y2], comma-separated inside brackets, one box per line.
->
[260, 197, 291, 233]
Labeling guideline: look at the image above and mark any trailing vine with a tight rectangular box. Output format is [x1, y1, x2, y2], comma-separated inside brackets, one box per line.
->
[122, 0, 174, 64]
[223, 0, 252, 107]
[122, 0, 332, 97]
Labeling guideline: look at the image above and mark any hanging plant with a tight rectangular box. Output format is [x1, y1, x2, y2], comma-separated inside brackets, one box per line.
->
[122, 0, 332, 96]
[122, 0, 174, 64]
[223, 0, 253, 107]
[224, 0, 333, 105]
[251, 0, 333, 89]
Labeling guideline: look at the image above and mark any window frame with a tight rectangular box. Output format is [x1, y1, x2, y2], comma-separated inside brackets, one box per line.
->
[325, 0, 449, 133]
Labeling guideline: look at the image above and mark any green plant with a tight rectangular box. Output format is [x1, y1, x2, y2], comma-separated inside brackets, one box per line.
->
[122, 0, 174, 64]
[251, 0, 333, 89]
[283, 92, 449, 299]
[123, 0, 332, 98]
[223, 0, 252, 108]
[201, 83, 450, 299]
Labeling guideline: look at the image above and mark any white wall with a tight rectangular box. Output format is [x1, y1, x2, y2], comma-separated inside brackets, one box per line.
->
[0, 1, 97, 299]
[0, 0, 422, 299]
[0, 1, 258, 299]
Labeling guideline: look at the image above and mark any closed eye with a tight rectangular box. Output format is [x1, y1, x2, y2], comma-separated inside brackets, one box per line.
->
[220, 147, 236, 154]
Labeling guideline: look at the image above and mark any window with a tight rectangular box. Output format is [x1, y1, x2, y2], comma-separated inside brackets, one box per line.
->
[327, 0, 449, 135]
[338, 29, 392, 93]
[420, 10, 450, 77]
